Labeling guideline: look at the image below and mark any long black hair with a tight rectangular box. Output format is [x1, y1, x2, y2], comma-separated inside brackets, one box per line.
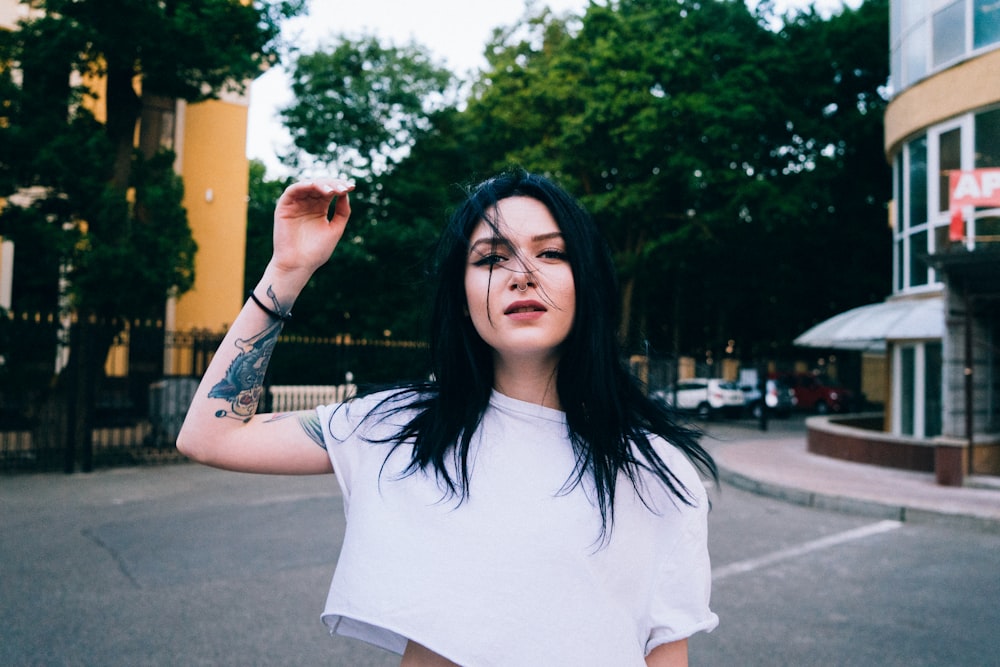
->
[372, 169, 716, 537]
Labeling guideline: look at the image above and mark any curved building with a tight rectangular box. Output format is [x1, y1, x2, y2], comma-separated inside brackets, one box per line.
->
[797, 0, 999, 480]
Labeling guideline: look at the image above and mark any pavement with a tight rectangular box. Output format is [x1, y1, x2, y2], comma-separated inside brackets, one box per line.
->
[4, 416, 1000, 666]
[702, 417, 1000, 534]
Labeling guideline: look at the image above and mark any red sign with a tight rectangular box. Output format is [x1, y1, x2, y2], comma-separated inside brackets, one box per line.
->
[949, 168, 1000, 241]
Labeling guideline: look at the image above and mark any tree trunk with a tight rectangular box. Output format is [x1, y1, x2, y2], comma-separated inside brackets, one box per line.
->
[104, 66, 142, 195]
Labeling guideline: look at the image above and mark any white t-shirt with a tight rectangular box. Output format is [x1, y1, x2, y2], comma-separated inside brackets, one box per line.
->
[318, 390, 717, 666]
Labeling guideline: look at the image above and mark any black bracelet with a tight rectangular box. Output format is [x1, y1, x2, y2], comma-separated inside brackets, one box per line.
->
[248, 290, 292, 322]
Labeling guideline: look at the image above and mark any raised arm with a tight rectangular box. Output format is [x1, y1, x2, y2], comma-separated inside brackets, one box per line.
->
[176, 179, 354, 474]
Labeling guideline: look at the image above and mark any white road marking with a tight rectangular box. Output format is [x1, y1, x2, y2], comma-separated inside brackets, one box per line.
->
[713, 519, 904, 582]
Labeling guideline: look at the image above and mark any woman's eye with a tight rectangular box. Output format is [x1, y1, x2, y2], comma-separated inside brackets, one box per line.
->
[539, 249, 568, 261]
[473, 253, 506, 267]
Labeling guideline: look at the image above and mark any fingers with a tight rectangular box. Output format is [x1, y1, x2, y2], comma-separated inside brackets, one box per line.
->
[283, 178, 356, 200]
[278, 178, 356, 224]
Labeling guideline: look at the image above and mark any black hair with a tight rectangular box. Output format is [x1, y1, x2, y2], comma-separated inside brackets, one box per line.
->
[370, 169, 716, 539]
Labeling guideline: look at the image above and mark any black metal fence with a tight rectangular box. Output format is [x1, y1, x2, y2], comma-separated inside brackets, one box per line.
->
[0, 312, 430, 473]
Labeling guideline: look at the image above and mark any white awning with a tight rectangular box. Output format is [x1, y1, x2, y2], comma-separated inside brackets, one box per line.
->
[793, 296, 944, 352]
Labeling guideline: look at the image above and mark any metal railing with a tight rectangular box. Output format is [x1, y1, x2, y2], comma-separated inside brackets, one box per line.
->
[0, 312, 429, 473]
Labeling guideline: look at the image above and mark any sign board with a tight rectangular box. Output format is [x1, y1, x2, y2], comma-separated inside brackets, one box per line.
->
[949, 168, 1000, 241]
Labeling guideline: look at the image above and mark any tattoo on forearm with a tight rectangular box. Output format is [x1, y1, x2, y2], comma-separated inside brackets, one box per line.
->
[264, 412, 327, 450]
[208, 321, 282, 421]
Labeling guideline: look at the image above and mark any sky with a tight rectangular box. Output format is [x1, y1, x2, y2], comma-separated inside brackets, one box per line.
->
[246, 0, 863, 177]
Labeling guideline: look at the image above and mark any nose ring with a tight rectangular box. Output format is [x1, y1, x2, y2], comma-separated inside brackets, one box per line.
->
[516, 282, 528, 292]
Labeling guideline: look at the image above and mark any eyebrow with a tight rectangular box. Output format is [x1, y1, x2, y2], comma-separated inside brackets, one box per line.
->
[468, 232, 564, 253]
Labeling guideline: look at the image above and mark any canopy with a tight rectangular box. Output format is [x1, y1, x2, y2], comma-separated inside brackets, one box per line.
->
[793, 296, 944, 352]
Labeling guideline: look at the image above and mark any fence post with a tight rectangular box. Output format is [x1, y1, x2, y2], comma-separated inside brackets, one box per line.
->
[64, 318, 96, 473]
[64, 321, 79, 473]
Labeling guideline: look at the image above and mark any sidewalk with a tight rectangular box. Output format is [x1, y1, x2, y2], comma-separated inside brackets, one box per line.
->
[704, 421, 1000, 533]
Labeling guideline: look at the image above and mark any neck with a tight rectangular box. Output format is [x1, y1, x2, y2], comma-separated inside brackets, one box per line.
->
[492, 354, 561, 410]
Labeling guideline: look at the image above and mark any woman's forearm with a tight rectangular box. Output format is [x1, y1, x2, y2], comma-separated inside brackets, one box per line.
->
[176, 271, 301, 462]
[176, 180, 353, 472]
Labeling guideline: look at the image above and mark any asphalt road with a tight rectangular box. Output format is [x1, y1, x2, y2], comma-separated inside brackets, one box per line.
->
[2, 419, 998, 666]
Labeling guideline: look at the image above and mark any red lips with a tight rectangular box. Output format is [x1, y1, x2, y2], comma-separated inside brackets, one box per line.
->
[504, 300, 547, 316]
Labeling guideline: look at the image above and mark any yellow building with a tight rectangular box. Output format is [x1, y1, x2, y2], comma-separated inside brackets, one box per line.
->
[168, 96, 250, 335]
[0, 0, 249, 338]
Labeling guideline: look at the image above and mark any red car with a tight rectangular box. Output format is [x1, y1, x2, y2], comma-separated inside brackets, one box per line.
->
[778, 372, 854, 414]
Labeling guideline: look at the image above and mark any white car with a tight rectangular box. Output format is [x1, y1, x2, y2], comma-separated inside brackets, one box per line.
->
[653, 378, 746, 420]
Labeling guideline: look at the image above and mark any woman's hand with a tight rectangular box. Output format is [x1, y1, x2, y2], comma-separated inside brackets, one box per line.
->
[270, 179, 355, 282]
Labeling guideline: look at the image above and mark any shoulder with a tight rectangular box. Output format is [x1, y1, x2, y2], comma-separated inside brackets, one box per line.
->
[317, 386, 429, 441]
[640, 433, 712, 507]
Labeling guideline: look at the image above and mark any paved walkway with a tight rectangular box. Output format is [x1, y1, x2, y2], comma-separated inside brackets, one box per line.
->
[704, 420, 1000, 533]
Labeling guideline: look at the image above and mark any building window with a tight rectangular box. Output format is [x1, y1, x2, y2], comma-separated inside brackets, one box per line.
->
[934, 225, 951, 256]
[925, 342, 943, 438]
[974, 108, 1000, 240]
[895, 342, 943, 438]
[978, 215, 1000, 238]
[974, 0, 1000, 49]
[976, 107, 1000, 168]
[938, 128, 961, 213]
[899, 346, 916, 435]
[903, 20, 929, 87]
[910, 230, 929, 286]
[932, 1, 966, 67]
[909, 137, 928, 229]
[893, 0, 1000, 90]
[893, 108, 1000, 291]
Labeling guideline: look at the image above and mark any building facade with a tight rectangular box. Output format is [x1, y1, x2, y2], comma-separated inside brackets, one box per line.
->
[797, 0, 999, 476]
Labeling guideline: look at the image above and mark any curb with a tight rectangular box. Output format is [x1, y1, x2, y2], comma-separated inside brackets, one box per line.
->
[716, 465, 1000, 535]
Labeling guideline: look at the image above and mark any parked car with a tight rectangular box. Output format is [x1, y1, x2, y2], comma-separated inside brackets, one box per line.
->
[779, 372, 854, 414]
[653, 378, 745, 420]
[739, 378, 796, 419]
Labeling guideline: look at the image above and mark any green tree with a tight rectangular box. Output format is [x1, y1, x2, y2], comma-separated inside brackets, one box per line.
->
[0, 0, 305, 468]
[280, 34, 454, 178]
[257, 34, 466, 342]
[692, 0, 891, 362]
[0, 0, 305, 318]
[466, 0, 793, 349]
[458, 0, 890, 364]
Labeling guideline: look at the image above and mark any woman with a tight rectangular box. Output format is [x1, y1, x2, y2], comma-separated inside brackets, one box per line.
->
[178, 170, 718, 666]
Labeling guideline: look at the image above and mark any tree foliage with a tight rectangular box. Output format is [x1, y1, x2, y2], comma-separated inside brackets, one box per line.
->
[261, 0, 891, 366]
[258, 35, 473, 340]
[458, 0, 891, 359]
[280, 34, 454, 178]
[0, 0, 305, 319]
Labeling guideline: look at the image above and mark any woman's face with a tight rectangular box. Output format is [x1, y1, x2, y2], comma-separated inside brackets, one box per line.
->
[464, 196, 576, 368]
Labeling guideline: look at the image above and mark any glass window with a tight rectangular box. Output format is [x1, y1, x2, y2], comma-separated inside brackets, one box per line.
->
[934, 224, 951, 254]
[939, 128, 961, 212]
[890, 47, 902, 94]
[924, 342, 942, 438]
[978, 216, 1000, 238]
[896, 156, 905, 228]
[976, 108, 1000, 168]
[900, 347, 915, 436]
[909, 137, 928, 229]
[932, 2, 966, 67]
[904, 22, 929, 85]
[901, 0, 929, 32]
[910, 230, 928, 286]
[975, 0, 1000, 49]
